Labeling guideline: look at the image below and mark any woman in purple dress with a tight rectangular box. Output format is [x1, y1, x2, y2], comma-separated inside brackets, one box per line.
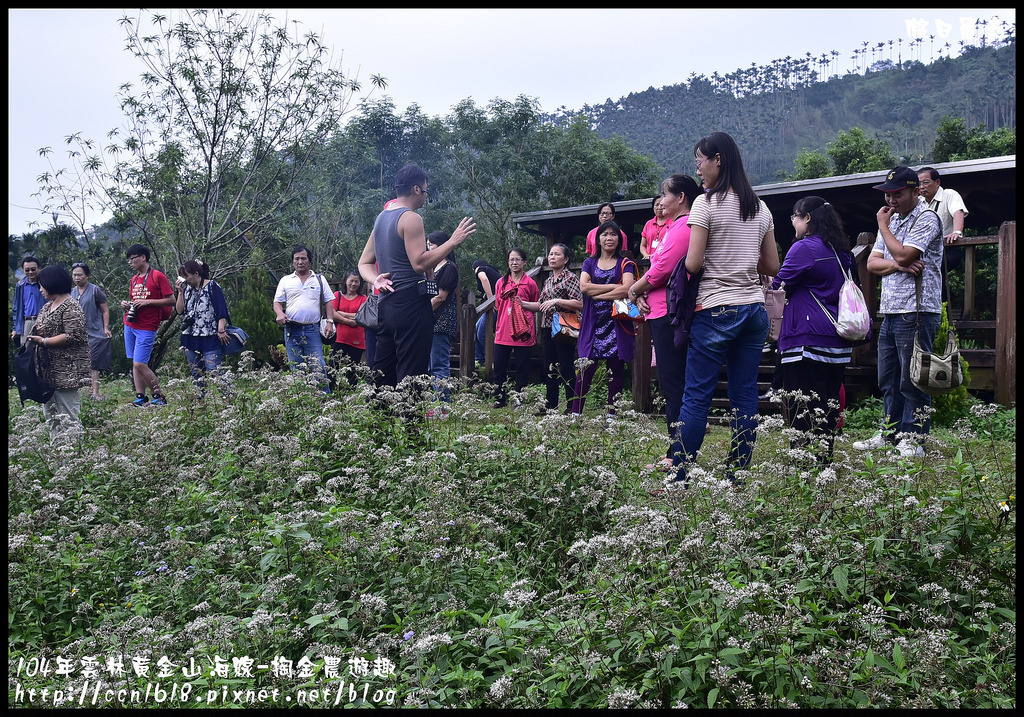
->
[569, 221, 638, 420]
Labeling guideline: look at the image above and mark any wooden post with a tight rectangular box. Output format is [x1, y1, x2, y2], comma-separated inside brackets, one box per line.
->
[459, 303, 476, 380]
[632, 320, 653, 413]
[995, 221, 1015, 407]
[962, 245, 976, 320]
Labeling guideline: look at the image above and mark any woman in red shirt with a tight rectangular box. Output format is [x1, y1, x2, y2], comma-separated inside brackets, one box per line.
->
[490, 247, 539, 408]
[331, 270, 368, 389]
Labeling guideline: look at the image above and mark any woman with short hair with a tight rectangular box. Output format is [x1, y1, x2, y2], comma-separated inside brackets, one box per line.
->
[331, 269, 368, 390]
[26, 265, 90, 444]
[490, 247, 539, 408]
[518, 243, 583, 412]
[571, 221, 638, 421]
[175, 259, 231, 399]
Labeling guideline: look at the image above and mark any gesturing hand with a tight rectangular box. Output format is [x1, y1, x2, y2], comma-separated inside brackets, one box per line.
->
[451, 217, 477, 244]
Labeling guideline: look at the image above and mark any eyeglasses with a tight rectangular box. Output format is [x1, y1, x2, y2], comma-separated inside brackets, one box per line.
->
[790, 214, 804, 221]
[695, 155, 715, 170]
[416, 185, 429, 195]
[127, 256, 141, 262]
[72, 262, 86, 269]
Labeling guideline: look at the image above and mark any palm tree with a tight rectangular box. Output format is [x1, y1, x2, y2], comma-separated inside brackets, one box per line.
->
[929, 34, 935, 62]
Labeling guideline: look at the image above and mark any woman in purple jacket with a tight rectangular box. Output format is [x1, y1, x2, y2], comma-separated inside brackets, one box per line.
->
[772, 196, 860, 463]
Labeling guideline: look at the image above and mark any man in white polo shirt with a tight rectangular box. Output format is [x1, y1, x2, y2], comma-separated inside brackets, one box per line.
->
[273, 245, 334, 392]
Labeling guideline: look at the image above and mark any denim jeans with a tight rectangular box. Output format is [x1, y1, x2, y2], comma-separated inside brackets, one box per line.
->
[185, 346, 227, 398]
[475, 313, 487, 364]
[283, 322, 328, 392]
[876, 312, 941, 438]
[672, 303, 769, 479]
[429, 332, 454, 402]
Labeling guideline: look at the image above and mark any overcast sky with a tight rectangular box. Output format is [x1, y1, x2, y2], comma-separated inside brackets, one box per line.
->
[7, 8, 1015, 236]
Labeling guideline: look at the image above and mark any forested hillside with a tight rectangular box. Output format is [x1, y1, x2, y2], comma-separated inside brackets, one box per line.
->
[569, 40, 1015, 182]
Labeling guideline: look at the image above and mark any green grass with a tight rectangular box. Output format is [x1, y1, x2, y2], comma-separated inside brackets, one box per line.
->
[8, 360, 1016, 708]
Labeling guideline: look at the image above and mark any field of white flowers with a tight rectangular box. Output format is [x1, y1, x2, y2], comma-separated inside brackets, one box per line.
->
[8, 358, 1016, 708]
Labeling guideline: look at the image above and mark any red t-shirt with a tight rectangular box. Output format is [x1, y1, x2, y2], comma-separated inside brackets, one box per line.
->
[125, 269, 173, 331]
[333, 292, 367, 348]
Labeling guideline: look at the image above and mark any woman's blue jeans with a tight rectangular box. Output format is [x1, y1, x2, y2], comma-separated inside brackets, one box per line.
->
[429, 332, 454, 402]
[185, 346, 227, 398]
[475, 314, 487, 364]
[671, 303, 769, 479]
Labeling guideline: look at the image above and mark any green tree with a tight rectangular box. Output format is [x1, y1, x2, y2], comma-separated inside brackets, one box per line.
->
[826, 127, 897, 175]
[790, 149, 832, 180]
[933, 115, 1016, 162]
[35, 9, 386, 368]
[962, 126, 1016, 160]
[932, 115, 971, 162]
[444, 96, 660, 264]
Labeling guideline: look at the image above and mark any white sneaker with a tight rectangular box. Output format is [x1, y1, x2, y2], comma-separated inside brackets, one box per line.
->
[853, 432, 886, 450]
[896, 439, 925, 458]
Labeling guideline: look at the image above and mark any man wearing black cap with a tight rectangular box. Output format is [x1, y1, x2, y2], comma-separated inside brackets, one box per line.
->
[853, 166, 943, 458]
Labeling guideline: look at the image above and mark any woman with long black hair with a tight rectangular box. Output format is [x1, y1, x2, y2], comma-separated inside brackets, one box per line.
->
[670, 132, 780, 486]
[772, 196, 859, 462]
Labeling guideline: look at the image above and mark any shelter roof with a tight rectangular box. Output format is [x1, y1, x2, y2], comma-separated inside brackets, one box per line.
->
[513, 155, 1015, 253]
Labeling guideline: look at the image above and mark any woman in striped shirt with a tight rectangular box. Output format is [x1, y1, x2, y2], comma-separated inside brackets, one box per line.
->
[670, 132, 780, 487]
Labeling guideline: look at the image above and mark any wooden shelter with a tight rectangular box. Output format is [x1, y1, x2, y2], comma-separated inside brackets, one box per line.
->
[461, 155, 1015, 410]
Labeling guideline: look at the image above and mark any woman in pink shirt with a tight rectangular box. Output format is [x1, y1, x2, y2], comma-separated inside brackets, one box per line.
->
[632, 174, 702, 470]
[640, 195, 672, 261]
[491, 246, 539, 408]
[585, 203, 629, 257]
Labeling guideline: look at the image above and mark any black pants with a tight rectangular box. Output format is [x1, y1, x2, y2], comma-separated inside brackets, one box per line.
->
[542, 332, 577, 410]
[780, 358, 846, 461]
[329, 342, 364, 391]
[374, 288, 432, 389]
[492, 343, 533, 403]
[648, 315, 688, 453]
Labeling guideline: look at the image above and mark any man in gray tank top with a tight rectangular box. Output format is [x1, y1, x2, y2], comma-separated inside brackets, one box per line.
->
[357, 163, 475, 391]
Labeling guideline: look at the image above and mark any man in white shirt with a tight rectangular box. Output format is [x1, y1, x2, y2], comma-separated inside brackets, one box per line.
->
[273, 245, 334, 391]
[917, 167, 968, 244]
[919, 166, 969, 318]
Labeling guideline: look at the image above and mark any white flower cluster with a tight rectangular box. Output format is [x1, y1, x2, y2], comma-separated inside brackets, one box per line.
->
[606, 687, 641, 709]
[488, 675, 513, 704]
